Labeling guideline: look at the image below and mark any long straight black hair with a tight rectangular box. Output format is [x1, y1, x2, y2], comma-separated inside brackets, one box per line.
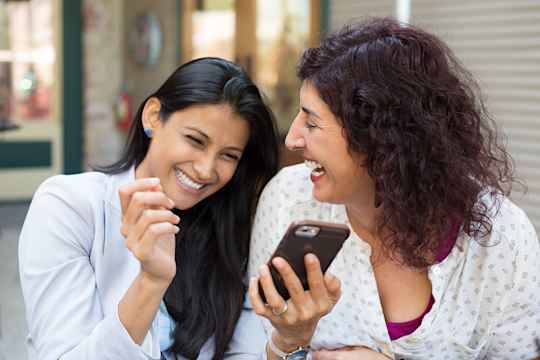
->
[100, 57, 279, 358]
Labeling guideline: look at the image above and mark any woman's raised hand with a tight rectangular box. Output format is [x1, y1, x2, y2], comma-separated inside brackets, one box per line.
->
[249, 254, 342, 352]
[119, 178, 180, 286]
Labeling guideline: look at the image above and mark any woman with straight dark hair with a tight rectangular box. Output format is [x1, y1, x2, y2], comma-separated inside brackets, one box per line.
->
[248, 18, 540, 359]
[19, 57, 279, 359]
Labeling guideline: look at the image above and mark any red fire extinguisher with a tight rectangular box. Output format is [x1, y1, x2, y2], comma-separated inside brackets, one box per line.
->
[116, 90, 133, 132]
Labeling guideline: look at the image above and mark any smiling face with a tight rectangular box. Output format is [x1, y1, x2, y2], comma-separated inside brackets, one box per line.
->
[285, 81, 376, 207]
[136, 98, 250, 210]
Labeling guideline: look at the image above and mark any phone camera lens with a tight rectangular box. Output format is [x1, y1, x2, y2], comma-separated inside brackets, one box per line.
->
[295, 225, 320, 238]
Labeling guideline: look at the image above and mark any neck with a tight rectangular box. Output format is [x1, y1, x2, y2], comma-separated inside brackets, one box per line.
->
[134, 159, 150, 180]
[346, 201, 382, 247]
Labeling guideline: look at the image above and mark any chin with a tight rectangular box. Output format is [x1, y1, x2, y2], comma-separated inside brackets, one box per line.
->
[172, 199, 197, 211]
[313, 189, 344, 205]
[165, 189, 200, 211]
[168, 192, 196, 210]
[174, 191, 213, 210]
[312, 189, 330, 203]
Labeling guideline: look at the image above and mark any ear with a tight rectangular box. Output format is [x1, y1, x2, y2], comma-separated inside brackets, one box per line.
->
[141, 97, 162, 131]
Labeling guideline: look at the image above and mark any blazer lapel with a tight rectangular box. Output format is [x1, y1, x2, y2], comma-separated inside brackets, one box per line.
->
[99, 167, 141, 312]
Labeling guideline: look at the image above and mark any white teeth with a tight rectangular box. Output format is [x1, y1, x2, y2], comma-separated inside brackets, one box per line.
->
[304, 160, 323, 170]
[175, 168, 204, 190]
[304, 160, 326, 177]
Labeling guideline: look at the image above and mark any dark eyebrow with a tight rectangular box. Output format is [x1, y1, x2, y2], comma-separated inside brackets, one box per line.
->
[185, 126, 210, 140]
[185, 126, 244, 153]
[301, 106, 322, 119]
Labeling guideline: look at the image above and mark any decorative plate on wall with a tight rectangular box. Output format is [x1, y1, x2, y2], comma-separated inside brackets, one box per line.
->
[129, 12, 162, 67]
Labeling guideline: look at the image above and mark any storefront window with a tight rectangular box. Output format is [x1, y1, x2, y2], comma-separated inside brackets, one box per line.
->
[191, 0, 235, 60]
[181, 0, 312, 133]
[256, 0, 310, 131]
[0, 0, 54, 130]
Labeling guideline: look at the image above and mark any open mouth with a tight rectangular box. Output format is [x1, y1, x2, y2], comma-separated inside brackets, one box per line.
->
[175, 168, 205, 191]
[304, 160, 326, 178]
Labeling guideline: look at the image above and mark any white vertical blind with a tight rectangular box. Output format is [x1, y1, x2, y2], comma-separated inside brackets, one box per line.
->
[397, 0, 411, 23]
[411, 0, 540, 231]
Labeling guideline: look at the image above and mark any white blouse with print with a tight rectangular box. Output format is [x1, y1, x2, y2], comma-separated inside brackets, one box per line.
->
[247, 164, 540, 360]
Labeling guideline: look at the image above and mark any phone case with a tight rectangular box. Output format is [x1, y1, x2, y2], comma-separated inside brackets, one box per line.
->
[259, 220, 350, 303]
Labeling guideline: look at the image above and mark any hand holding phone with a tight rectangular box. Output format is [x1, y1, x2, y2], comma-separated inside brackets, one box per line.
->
[250, 221, 348, 353]
[258, 220, 350, 303]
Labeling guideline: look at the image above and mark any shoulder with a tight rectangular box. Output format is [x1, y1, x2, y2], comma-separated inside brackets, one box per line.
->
[20, 172, 113, 264]
[483, 193, 537, 253]
[36, 171, 110, 202]
[466, 193, 538, 284]
[37, 171, 109, 196]
[32, 171, 111, 223]
[259, 163, 337, 220]
[259, 163, 314, 209]
[254, 163, 336, 233]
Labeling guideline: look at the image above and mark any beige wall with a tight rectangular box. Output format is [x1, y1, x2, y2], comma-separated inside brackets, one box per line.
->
[123, 0, 179, 110]
[83, 0, 180, 168]
[330, 0, 395, 31]
[83, 0, 125, 168]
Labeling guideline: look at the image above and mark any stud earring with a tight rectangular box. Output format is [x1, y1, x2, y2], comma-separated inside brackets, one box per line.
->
[143, 128, 153, 138]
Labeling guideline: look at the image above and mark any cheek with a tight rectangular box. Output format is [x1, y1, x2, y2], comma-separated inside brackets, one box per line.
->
[160, 140, 191, 165]
[216, 162, 239, 187]
[144, 142, 164, 174]
[332, 150, 357, 177]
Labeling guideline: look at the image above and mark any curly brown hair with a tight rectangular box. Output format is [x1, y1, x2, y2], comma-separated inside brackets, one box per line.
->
[297, 17, 516, 268]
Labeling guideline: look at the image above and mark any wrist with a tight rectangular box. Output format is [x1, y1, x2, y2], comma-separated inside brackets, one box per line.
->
[271, 331, 310, 353]
[139, 271, 172, 292]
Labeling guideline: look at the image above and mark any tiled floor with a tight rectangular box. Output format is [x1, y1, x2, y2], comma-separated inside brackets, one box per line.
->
[0, 203, 30, 360]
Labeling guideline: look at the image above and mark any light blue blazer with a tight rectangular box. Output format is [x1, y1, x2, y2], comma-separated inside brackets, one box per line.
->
[18, 168, 266, 360]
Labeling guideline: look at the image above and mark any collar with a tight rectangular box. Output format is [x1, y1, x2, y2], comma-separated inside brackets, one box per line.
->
[104, 166, 136, 213]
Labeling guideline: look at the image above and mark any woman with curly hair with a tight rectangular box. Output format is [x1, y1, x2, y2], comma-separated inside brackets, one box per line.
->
[247, 18, 540, 359]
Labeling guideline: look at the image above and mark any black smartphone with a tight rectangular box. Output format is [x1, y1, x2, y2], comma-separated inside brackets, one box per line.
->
[258, 220, 350, 303]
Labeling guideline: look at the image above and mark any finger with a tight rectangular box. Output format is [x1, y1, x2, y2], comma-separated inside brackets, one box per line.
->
[131, 209, 180, 240]
[304, 254, 328, 301]
[311, 350, 334, 360]
[126, 220, 177, 257]
[271, 257, 307, 307]
[137, 221, 179, 256]
[248, 276, 272, 319]
[118, 178, 161, 214]
[124, 191, 175, 227]
[257, 264, 287, 315]
[324, 272, 342, 303]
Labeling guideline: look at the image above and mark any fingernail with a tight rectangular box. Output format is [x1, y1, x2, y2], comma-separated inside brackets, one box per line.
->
[174, 215, 181, 223]
[258, 265, 269, 277]
[146, 177, 160, 185]
[174, 226, 180, 233]
[272, 257, 284, 268]
[169, 199, 175, 208]
[306, 253, 317, 264]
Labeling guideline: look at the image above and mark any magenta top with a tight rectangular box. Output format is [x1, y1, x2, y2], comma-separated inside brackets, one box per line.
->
[385, 222, 460, 340]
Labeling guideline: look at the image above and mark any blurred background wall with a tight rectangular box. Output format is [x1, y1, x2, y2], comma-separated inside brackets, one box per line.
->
[0, 1, 538, 358]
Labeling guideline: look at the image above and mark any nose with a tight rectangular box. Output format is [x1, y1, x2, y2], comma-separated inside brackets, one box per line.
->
[285, 114, 306, 151]
[193, 153, 216, 182]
